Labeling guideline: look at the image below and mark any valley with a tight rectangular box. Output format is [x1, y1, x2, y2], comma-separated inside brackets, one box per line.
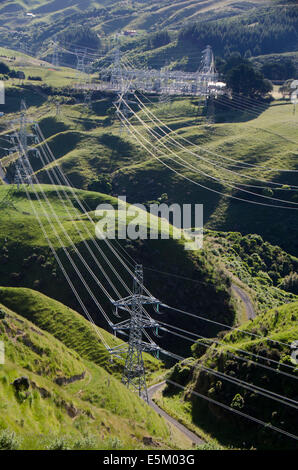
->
[0, 0, 297, 454]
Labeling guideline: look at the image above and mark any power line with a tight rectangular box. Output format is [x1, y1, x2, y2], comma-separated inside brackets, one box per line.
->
[134, 90, 298, 173]
[117, 105, 298, 210]
[164, 377, 298, 442]
[134, 94, 298, 190]
[159, 320, 298, 380]
[162, 304, 294, 350]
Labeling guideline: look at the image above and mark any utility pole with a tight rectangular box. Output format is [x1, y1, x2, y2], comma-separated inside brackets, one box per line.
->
[112, 42, 136, 134]
[110, 35, 122, 92]
[109, 265, 160, 402]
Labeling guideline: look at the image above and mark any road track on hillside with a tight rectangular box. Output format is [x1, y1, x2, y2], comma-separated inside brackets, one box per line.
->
[232, 284, 256, 320]
[148, 381, 205, 446]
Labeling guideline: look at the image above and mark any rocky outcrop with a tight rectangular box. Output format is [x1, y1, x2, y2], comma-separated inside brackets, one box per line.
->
[54, 371, 86, 386]
[12, 376, 30, 392]
[31, 381, 51, 398]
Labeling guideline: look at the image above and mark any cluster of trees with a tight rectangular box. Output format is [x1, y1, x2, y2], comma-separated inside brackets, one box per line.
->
[178, 5, 298, 58]
[0, 62, 25, 80]
[87, 175, 112, 194]
[58, 25, 101, 51]
[260, 59, 296, 81]
[146, 31, 171, 50]
[217, 54, 273, 97]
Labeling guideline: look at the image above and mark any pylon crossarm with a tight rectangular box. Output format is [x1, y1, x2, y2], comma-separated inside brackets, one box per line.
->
[108, 347, 128, 357]
[113, 316, 158, 331]
[112, 319, 131, 331]
[113, 295, 160, 308]
[139, 341, 160, 353]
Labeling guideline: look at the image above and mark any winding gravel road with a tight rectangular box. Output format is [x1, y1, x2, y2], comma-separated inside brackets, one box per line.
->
[148, 381, 204, 446]
[232, 284, 256, 320]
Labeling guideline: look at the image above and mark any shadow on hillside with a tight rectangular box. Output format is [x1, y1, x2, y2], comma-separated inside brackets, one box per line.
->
[4, 86, 47, 114]
[209, 194, 298, 257]
[212, 96, 271, 124]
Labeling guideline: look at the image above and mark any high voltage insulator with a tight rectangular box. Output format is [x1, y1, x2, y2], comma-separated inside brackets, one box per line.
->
[109, 265, 160, 402]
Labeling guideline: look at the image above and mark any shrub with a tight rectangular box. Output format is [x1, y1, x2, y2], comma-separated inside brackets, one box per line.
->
[28, 76, 42, 81]
[73, 434, 97, 450]
[279, 272, 298, 295]
[46, 436, 70, 450]
[106, 437, 123, 449]
[0, 430, 20, 450]
[231, 393, 244, 410]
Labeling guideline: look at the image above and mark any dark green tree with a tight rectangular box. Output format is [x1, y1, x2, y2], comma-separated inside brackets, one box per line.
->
[226, 63, 273, 97]
[88, 175, 112, 194]
[0, 62, 10, 75]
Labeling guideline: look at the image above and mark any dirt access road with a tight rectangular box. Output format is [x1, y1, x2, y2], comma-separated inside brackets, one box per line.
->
[148, 381, 204, 447]
[232, 284, 256, 320]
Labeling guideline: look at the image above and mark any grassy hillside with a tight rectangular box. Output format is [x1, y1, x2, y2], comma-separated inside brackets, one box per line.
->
[0, 1, 296, 74]
[0, 184, 235, 354]
[0, 300, 191, 450]
[158, 301, 298, 450]
[205, 230, 298, 315]
[0, 1, 269, 36]
[0, 286, 160, 377]
[1, 74, 297, 256]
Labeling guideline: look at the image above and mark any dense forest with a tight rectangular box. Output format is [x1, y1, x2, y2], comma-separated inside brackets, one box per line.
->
[178, 5, 298, 58]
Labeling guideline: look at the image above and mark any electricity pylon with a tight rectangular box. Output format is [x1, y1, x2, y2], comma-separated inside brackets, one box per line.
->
[12, 101, 33, 188]
[112, 44, 136, 134]
[51, 40, 59, 68]
[7, 101, 40, 189]
[109, 265, 160, 402]
[75, 49, 93, 111]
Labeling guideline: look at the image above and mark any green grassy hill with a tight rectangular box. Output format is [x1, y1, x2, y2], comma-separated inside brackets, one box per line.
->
[205, 230, 298, 316]
[0, 184, 235, 353]
[0, 286, 160, 377]
[1, 74, 297, 256]
[0, 1, 296, 74]
[0, 1, 297, 452]
[0, 298, 192, 450]
[0, 1, 268, 36]
[158, 300, 298, 450]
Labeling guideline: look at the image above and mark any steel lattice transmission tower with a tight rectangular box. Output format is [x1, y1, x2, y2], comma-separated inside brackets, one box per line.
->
[75, 49, 93, 111]
[109, 265, 161, 402]
[5, 101, 41, 189]
[12, 102, 33, 188]
[112, 42, 136, 134]
[51, 40, 59, 68]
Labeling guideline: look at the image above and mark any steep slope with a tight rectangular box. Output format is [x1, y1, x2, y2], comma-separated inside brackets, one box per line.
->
[0, 286, 160, 377]
[0, 301, 188, 450]
[205, 230, 298, 316]
[0, 184, 234, 354]
[1, 76, 297, 256]
[160, 301, 298, 450]
[1, 1, 295, 73]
